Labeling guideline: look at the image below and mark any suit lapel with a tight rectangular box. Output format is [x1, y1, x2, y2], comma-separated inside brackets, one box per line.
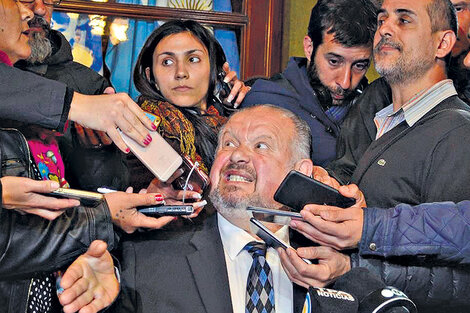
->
[187, 213, 233, 313]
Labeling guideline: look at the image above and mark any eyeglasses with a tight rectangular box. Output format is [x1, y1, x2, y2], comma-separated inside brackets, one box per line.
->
[19, 0, 62, 7]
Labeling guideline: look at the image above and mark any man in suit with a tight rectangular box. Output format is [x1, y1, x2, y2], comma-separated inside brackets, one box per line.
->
[113, 105, 350, 313]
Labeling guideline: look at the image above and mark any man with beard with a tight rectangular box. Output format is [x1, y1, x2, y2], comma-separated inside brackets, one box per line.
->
[241, 0, 377, 167]
[112, 105, 352, 313]
[13, 0, 129, 192]
[284, 0, 470, 311]
[327, 0, 470, 184]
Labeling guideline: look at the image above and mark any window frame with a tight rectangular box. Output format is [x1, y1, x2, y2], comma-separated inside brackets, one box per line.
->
[54, 0, 284, 79]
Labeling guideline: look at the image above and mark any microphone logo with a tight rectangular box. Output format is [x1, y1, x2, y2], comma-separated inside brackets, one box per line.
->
[315, 287, 356, 301]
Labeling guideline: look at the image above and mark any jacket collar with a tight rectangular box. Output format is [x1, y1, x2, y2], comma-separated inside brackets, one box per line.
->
[187, 212, 233, 313]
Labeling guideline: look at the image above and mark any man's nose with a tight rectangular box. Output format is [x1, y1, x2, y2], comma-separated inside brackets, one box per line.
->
[32, 0, 47, 17]
[377, 19, 394, 38]
[337, 67, 351, 91]
[229, 145, 251, 164]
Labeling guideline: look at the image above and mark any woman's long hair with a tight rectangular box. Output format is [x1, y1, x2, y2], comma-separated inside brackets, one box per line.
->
[134, 19, 227, 168]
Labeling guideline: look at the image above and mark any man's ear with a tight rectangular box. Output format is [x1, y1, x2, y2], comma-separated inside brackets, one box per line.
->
[303, 36, 314, 61]
[435, 30, 457, 59]
[293, 158, 314, 177]
[464, 50, 470, 69]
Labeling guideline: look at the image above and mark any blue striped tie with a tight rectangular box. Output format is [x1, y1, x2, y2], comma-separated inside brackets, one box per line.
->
[245, 241, 275, 313]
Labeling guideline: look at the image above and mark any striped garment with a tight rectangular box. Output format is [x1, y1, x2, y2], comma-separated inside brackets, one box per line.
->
[374, 79, 457, 139]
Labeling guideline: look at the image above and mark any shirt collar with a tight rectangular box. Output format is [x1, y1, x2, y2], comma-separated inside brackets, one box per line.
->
[218, 212, 290, 261]
[375, 79, 457, 127]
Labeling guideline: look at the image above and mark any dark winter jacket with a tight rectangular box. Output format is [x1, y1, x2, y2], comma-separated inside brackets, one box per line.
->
[0, 63, 72, 132]
[326, 78, 391, 184]
[15, 30, 129, 191]
[360, 200, 470, 264]
[241, 57, 351, 167]
[0, 128, 116, 313]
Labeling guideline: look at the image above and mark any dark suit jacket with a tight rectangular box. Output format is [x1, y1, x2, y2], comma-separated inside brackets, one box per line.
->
[112, 211, 307, 313]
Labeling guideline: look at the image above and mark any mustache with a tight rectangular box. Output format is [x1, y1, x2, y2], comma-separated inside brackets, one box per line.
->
[374, 37, 402, 53]
[28, 15, 51, 31]
[223, 163, 256, 179]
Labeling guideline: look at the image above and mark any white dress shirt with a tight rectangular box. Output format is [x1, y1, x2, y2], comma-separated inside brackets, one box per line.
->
[218, 213, 293, 313]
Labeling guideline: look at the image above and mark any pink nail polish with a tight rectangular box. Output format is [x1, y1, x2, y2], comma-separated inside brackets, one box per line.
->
[146, 134, 152, 142]
[143, 139, 150, 145]
[152, 123, 157, 130]
[125, 148, 130, 153]
[155, 194, 165, 202]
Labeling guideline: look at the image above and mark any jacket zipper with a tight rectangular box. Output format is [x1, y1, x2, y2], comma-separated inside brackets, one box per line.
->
[25, 279, 33, 313]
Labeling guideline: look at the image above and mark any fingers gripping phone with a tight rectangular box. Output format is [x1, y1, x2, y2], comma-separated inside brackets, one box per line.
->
[137, 205, 194, 216]
[119, 129, 182, 182]
[274, 170, 355, 211]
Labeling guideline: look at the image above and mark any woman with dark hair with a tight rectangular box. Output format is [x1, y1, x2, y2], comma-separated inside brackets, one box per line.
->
[132, 19, 248, 191]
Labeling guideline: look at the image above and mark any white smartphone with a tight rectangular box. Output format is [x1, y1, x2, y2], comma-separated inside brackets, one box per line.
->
[119, 129, 182, 182]
[249, 218, 312, 264]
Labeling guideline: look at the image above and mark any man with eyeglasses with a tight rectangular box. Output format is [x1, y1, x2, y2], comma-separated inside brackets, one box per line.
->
[12, 0, 129, 193]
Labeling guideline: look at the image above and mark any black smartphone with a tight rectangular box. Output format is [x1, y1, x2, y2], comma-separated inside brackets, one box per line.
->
[137, 205, 194, 216]
[274, 170, 355, 211]
[249, 218, 312, 264]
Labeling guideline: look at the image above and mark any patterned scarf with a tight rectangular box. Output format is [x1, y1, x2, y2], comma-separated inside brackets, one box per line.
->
[140, 98, 227, 174]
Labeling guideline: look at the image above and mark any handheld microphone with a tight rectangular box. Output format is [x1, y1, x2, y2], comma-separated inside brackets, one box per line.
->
[331, 267, 417, 313]
[302, 286, 359, 313]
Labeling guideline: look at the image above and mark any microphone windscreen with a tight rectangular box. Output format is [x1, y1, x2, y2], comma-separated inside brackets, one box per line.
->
[331, 267, 386, 300]
[301, 286, 359, 313]
[330, 267, 417, 313]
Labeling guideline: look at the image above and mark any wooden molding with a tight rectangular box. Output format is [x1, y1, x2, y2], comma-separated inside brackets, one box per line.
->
[241, 0, 283, 79]
[55, 1, 248, 28]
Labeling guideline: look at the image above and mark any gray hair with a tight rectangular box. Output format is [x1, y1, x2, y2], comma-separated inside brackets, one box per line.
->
[218, 104, 312, 163]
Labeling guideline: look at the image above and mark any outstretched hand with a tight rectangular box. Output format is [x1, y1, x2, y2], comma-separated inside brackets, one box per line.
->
[68, 92, 156, 153]
[59, 240, 119, 313]
[1, 176, 80, 220]
[104, 189, 175, 233]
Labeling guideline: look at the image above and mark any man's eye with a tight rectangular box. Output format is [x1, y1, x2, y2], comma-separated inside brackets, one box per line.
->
[255, 143, 268, 149]
[189, 56, 201, 63]
[454, 5, 463, 12]
[400, 18, 410, 24]
[328, 59, 340, 66]
[224, 141, 236, 147]
[162, 59, 174, 66]
[354, 63, 369, 71]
